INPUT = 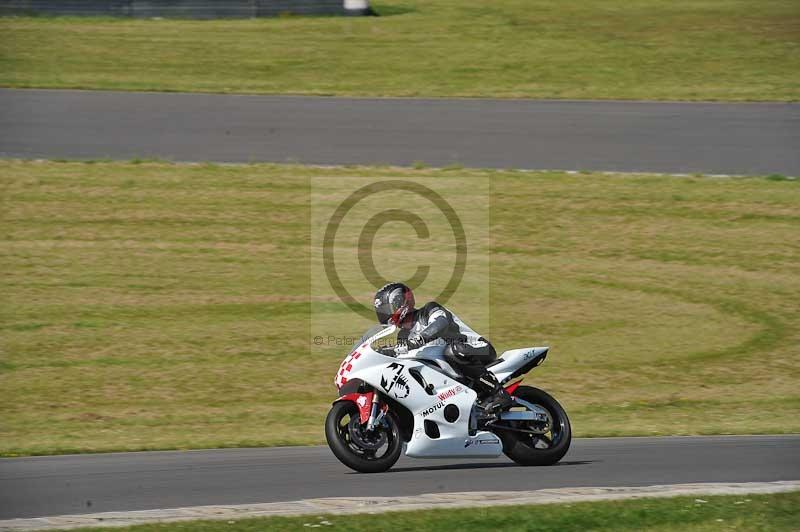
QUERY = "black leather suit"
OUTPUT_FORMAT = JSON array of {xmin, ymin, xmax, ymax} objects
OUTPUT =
[{"xmin": 399, "ymin": 302, "xmax": 497, "ymax": 380}]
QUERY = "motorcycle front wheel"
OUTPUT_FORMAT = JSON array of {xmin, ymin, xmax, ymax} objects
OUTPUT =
[
  {"xmin": 497, "ymin": 385, "xmax": 571, "ymax": 466},
  {"xmin": 325, "ymin": 400, "xmax": 402, "ymax": 473}
]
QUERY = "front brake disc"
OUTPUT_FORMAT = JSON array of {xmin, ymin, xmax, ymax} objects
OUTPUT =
[{"xmin": 348, "ymin": 416, "xmax": 388, "ymax": 450}]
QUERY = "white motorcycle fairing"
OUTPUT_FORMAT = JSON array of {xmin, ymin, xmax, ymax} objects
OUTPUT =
[{"xmin": 334, "ymin": 325, "xmax": 549, "ymax": 459}]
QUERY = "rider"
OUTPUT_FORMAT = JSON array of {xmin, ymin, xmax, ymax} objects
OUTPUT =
[{"xmin": 373, "ymin": 282, "xmax": 512, "ymax": 412}]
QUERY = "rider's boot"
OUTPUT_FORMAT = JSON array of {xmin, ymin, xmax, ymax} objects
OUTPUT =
[{"xmin": 474, "ymin": 370, "xmax": 513, "ymax": 414}]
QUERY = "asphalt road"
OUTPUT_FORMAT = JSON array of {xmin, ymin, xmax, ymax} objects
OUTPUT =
[
  {"xmin": 1, "ymin": 435, "xmax": 797, "ymax": 519},
  {"xmin": 1, "ymin": 89, "xmax": 798, "ymax": 175}
]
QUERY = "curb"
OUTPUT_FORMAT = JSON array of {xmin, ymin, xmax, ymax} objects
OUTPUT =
[{"xmin": 2, "ymin": 481, "xmax": 798, "ymax": 530}]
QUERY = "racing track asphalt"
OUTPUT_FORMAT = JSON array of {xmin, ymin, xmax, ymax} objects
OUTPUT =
[
  {"xmin": 1, "ymin": 90, "xmax": 799, "ymax": 522},
  {"xmin": 1, "ymin": 435, "xmax": 798, "ymax": 520},
  {"xmin": 1, "ymin": 89, "xmax": 799, "ymax": 175}
]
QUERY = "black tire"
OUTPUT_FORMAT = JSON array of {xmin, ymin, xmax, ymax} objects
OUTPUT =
[
  {"xmin": 497, "ymin": 386, "xmax": 571, "ymax": 466},
  {"xmin": 325, "ymin": 400, "xmax": 402, "ymax": 473}
]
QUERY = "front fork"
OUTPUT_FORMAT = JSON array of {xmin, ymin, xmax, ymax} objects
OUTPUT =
[{"xmin": 366, "ymin": 391, "xmax": 386, "ymax": 431}]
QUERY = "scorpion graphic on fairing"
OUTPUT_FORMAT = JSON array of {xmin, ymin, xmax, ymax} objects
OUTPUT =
[{"xmin": 380, "ymin": 362, "xmax": 410, "ymax": 399}]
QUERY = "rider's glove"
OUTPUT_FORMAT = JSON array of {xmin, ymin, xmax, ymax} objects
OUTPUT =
[{"xmin": 406, "ymin": 333, "xmax": 425, "ymax": 350}]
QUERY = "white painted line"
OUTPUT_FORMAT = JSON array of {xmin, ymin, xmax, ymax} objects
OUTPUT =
[{"xmin": 1, "ymin": 481, "xmax": 798, "ymax": 531}]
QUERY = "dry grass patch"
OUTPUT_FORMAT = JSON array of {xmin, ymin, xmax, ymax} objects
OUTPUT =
[
  {"xmin": 1, "ymin": 160, "xmax": 799, "ymax": 455},
  {"xmin": 1, "ymin": 0, "xmax": 799, "ymax": 101}
]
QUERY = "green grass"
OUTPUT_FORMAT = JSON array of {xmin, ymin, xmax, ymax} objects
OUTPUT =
[
  {"xmin": 53, "ymin": 492, "xmax": 800, "ymax": 532},
  {"xmin": 1, "ymin": 160, "xmax": 799, "ymax": 456},
  {"xmin": 1, "ymin": 0, "xmax": 799, "ymax": 101}
]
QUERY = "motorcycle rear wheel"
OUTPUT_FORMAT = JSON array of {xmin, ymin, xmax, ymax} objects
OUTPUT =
[
  {"xmin": 325, "ymin": 400, "xmax": 402, "ymax": 473},
  {"xmin": 497, "ymin": 385, "xmax": 571, "ymax": 466}
]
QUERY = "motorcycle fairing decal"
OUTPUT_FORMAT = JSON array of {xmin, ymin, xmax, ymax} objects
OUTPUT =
[
  {"xmin": 464, "ymin": 436, "xmax": 501, "ymax": 447},
  {"xmin": 421, "ymin": 400, "xmax": 446, "ymax": 418},
  {"xmin": 336, "ymin": 391, "xmax": 374, "ymax": 423},
  {"xmin": 335, "ymin": 350, "xmax": 363, "ymax": 389},
  {"xmin": 420, "ymin": 384, "xmax": 465, "ymax": 417},
  {"xmin": 436, "ymin": 384, "xmax": 464, "ymax": 401},
  {"xmin": 380, "ymin": 362, "xmax": 411, "ymax": 399}
]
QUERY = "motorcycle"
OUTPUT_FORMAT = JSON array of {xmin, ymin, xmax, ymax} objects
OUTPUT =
[{"xmin": 325, "ymin": 324, "xmax": 571, "ymax": 473}]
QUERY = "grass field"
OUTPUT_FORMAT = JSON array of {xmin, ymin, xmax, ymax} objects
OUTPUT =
[
  {"xmin": 1, "ymin": 160, "xmax": 798, "ymax": 456},
  {"xmin": 1, "ymin": 0, "xmax": 799, "ymax": 101},
  {"xmin": 49, "ymin": 492, "xmax": 800, "ymax": 531}
]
